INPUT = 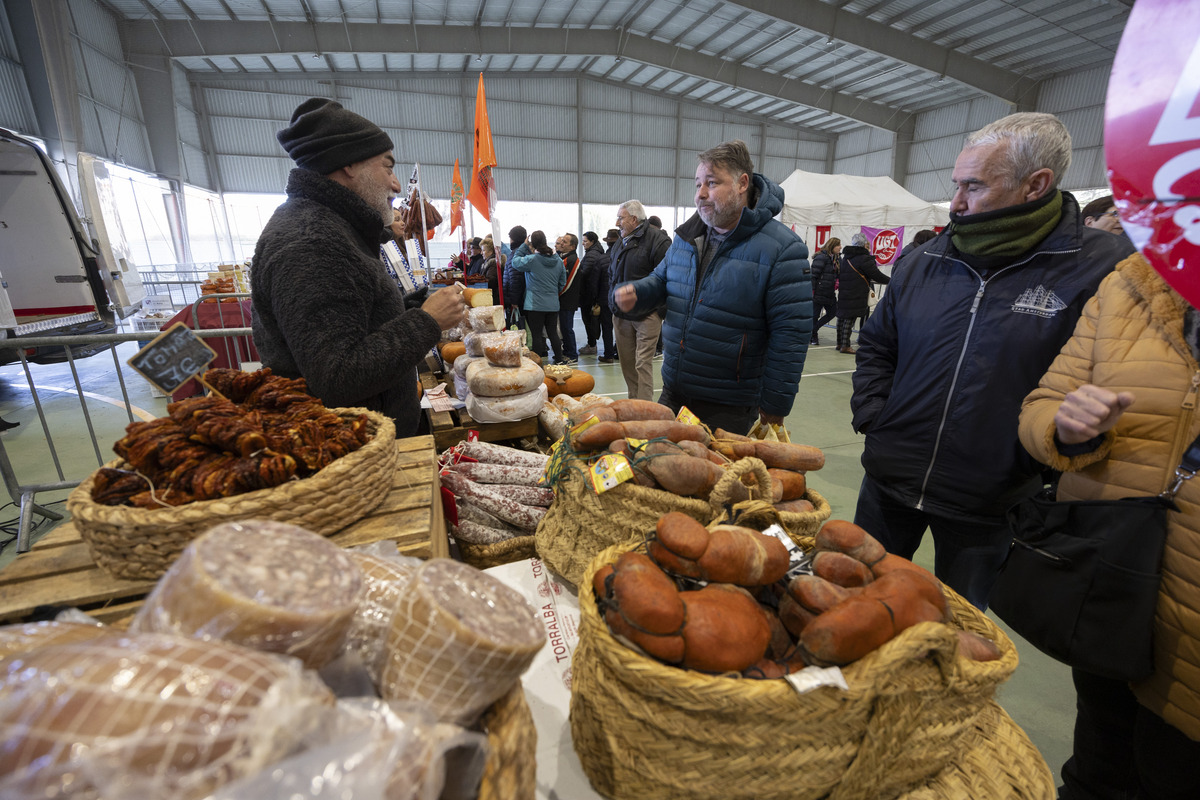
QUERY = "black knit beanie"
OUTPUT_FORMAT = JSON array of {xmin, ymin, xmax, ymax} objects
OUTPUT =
[{"xmin": 276, "ymin": 98, "xmax": 394, "ymax": 175}]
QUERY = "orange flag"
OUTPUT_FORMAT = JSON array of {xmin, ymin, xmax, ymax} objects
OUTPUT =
[
  {"xmin": 449, "ymin": 158, "xmax": 464, "ymax": 235},
  {"xmin": 467, "ymin": 73, "xmax": 497, "ymax": 222}
]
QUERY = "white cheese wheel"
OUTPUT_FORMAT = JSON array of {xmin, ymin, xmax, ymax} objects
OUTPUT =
[
  {"xmin": 0, "ymin": 632, "xmax": 334, "ymax": 799},
  {"xmin": 131, "ymin": 520, "xmax": 363, "ymax": 669},
  {"xmin": 463, "ymin": 330, "xmax": 487, "ymax": 357},
  {"xmin": 465, "ymin": 357, "xmax": 544, "ymax": 397},
  {"xmin": 452, "ymin": 352, "xmax": 486, "ymax": 379},
  {"xmin": 343, "ymin": 550, "xmax": 417, "ymax": 687},
  {"xmin": 379, "ymin": 559, "xmax": 543, "ymax": 726},
  {"xmin": 466, "ymin": 383, "xmax": 547, "ymax": 423},
  {"xmin": 466, "ymin": 305, "xmax": 506, "ymax": 332}
]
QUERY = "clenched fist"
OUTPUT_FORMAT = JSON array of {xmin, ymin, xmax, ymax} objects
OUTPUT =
[{"xmin": 1054, "ymin": 384, "xmax": 1135, "ymax": 445}]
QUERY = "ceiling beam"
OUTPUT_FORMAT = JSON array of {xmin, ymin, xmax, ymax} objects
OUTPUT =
[
  {"xmin": 187, "ymin": 68, "xmax": 837, "ymax": 143},
  {"xmin": 724, "ymin": 0, "xmax": 1039, "ymax": 106},
  {"xmin": 123, "ymin": 19, "xmax": 909, "ymax": 131}
]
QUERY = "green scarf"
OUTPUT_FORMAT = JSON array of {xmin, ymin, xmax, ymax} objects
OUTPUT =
[{"xmin": 950, "ymin": 190, "xmax": 1063, "ymax": 259}]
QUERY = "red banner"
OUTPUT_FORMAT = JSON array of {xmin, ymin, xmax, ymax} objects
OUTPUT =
[
  {"xmin": 1106, "ymin": 0, "xmax": 1200, "ymax": 306},
  {"xmin": 814, "ymin": 225, "xmax": 831, "ymax": 250}
]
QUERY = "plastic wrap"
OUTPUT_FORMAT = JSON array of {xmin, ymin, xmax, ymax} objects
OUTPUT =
[
  {"xmin": 465, "ymin": 357, "xmax": 544, "ymax": 397},
  {"xmin": 343, "ymin": 549, "xmax": 419, "ymax": 688},
  {"xmin": 0, "ymin": 619, "xmax": 109, "ymax": 659},
  {"xmin": 462, "ymin": 330, "xmax": 487, "ymax": 357},
  {"xmin": 379, "ymin": 558, "xmax": 544, "ymax": 726},
  {"xmin": 466, "ymin": 383, "xmax": 548, "ymax": 423},
  {"xmin": 466, "ymin": 305, "xmax": 506, "ymax": 332},
  {"xmin": 481, "ymin": 330, "xmax": 525, "ymax": 367},
  {"xmin": 130, "ymin": 520, "xmax": 363, "ymax": 669},
  {"xmin": 0, "ymin": 632, "xmax": 334, "ymax": 799}
]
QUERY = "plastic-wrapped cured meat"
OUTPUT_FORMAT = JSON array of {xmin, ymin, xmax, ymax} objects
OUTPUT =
[
  {"xmin": 379, "ymin": 559, "xmax": 543, "ymax": 725},
  {"xmin": 0, "ymin": 632, "xmax": 334, "ymax": 799},
  {"xmin": 342, "ymin": 550, "xmax": 418, "ymax": 688},
  {"xmin": 131, "ymin": 520, "xmax": 363, "ymax": 669},
  {"xmin": 0, "ymin": 620, "xmax": 109, "ymax": 660}
]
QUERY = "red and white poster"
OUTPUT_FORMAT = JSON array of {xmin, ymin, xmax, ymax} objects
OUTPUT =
[
  {"xmin": 814, "ymin": 225, "xmax": 831, "ymax": 251},
  {"xmin": 1106, "ymin": 0, "xmax": 1200, "ymax": 307},
  {"xmin": 861, "ymin": 226, "xmax": 904, "ymax": 266}
]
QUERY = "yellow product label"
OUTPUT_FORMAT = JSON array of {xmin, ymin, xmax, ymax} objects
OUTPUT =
[
  {"xmin": 626, "ymin": 437, "xmax": 648, "ymax": 449},
  {"xmin": 589, "ymin": 453, "xmax": 634, "ymax": 494},
  {"xmin": 570, "ymin": 414, "xmax": 601, "ymax": 437},
  {"xmin": 676, "ymin": 406, "xmax": 702, "ymax": 426}
]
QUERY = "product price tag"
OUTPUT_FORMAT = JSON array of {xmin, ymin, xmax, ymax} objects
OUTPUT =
[
  {"xmin": 676, "ymin": 406, "xmax": 702, "ymax": 426},
  {"xmin": 784, "ymin": 665, "xmax": 849, "ymax": 695},
  {"xmin": 127, "ymin": 322, "xmax": 217, "ymax": 396},
  {"xmin": 589, "ymin": 453, "xmax": 633, "ymax": 494}
]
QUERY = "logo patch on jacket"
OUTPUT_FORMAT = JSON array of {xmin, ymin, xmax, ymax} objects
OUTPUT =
[{"xmin": 1012, "ymin": 285, "xmax": 1067, "ymax": 318}]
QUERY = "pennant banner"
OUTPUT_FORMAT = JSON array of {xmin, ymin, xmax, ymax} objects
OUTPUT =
[
  {"xmin": 450, "ymin": 158, "xmax": 464, "ymax": 235},
  {"xmin": 861, "ymin": 226, "xmax": 904, "ymax": 266},
  {"xmin": 468, "ymin": 73, "xmax": 498, "ymax": 223}
]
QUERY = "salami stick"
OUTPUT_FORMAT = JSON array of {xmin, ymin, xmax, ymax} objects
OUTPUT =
[
  {"xmin": 441, "ymin": 471, "xmax": 546, "ymax": 531},
  {"xmin": 453, "ymin": 461, "xmax": 545, "ymax": 487},
  {"xmin": 457, "ymin": 440, "xmax": 549, "ymax": 470}
]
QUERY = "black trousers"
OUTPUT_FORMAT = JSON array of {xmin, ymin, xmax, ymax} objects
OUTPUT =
[
  {"xmin": 836, "ymin": 314, "xmax": 865, "ymax": 349},
  {"xmin": 1060, "ymin": 669, "xmax": 1200, "ymax": 800},
  {"xmin": 812, "ymin": 299, "xmax": 836, "ymax": 341},
  {"xmin": 659, "ymin": 385, "xmax": 759, "ymax": 436},
  {"xmin": 524, "ymin": 310, "xmax": 561, "ymax": 360}
]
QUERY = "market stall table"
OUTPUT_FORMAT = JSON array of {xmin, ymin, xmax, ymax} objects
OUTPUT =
[{"xmin": 0, "ymin": 435, "xmax": 447, "ymax": 625}]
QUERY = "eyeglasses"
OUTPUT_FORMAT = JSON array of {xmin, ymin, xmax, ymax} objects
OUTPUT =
[{"xmin": 1103, "ymin": 210, "xmax": 1119, "ymax": 219}]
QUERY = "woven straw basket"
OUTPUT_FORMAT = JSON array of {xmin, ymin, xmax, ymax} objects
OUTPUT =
[
  {"xmin": 458, "ymin": 535, "xmax": 538, "ymax": 570},
  {"xmin": 896, "ymin": 701, "xmax": 1053, "ymax": 800},
  {"xmin": 478, "ymin": 682, "xmax": 538, "ymax": 800},
  {"xmin": 569, "ymin": 542, "xmax": 1019, "ymax": 800},
  {"xmin": 535, "ymin": 458, "xmax": 773, "ymax": 588},
  {"xmin": 67, "ymin": 408, "xmax": 397, "ymax": 581}
]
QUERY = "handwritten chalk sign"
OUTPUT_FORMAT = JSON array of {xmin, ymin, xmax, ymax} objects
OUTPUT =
[{"xmin": 127, "ymin": 322, "xmax": 218, "ymax": 395}]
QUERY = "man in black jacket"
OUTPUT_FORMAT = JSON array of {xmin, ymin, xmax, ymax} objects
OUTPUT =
[
  {"xmin": 555, "ymin": 233, "xmax": 582, "ymax": 365},
  {"xmin": 251, "ymin": 98, "xmax": 467, "ymax": 437},
  {"xmin": 610, "ymin": 200, "xmax": 671, "ymax": 399},
  {"xmin": 850, "ymin": 112, "xmax": 1135, "ymax": 609},
  {"xmin": 577, "ymin": 231, "xmax": 614, "ymax": 360}
]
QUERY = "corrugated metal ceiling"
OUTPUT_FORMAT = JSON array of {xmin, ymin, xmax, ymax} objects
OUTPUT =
[{"xmin": 109, "ymin": 0, "xmax": 1131, "ymax": 138}]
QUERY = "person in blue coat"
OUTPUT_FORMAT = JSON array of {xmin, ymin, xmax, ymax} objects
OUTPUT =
[
  {"xmin": 614, "ymin": 140, "xmax": 812, "ymax": 434},
  {"xmin": 511, "ymin": 230, "xmax": 566, "ymax": 361}
]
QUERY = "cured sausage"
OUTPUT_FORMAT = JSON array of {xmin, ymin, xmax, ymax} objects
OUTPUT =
[
  {"xmin": 650, "ymin": 514, "xmax": 789, "ymax": 586},
  {"xmin": 811, "ymin": 551, "xmax": 875, "ymax": 588},
  {"xmin": 440, "ymin": 471, "xmax": 547, "ymax": 531},
  {"xmin": 815, "ymin": 520, "xmax": 886, "ymax": 567},
  {"xmin": 457, "ymin": 440, "xmax": 550, "ymax": 470},
  {"xmin": 452, "ymin": 461, "xmax": 545, "ymax": 488}
]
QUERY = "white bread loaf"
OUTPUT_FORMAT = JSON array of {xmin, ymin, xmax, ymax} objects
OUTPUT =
[
  {"xmin": 379, "ymin": 558, "xmax": 543, "ymax": 725},
  {"xmin": 131, "ymin": 520, "xmax": 363, "ymax": 669},
  {"xmin": 0, "ymin": 632, "xmax": 334, "ymax": 799}
]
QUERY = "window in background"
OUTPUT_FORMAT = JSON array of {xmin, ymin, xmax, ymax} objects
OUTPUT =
[
  {"xmin": 223, "ymin": 193, "xmax": 286, "ymax": 262},
  {"xmin": 184, "ymin": 186, "xmax": 235, "ymax": 265},
  {"xmin": 106, "ymin": 164, "xmax": 176, "ymax": 267}
]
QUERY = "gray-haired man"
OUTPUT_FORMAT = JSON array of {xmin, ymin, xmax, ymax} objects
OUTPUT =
[{"xmin": 609, "ymin": 199, "xmax": 670, "ymax": 400}]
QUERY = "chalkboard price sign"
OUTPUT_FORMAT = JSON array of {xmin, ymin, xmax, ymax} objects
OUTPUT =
[{"xmin": 127, "ymin": 322, "xmax": 219, "ymax": 395}]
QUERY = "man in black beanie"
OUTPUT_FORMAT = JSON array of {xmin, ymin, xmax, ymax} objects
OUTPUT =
[{"xmin": 251, "ymin": 97, "xmax": 467, "ymax": 436}]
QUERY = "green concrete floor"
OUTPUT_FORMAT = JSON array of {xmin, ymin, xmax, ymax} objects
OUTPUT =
[{"xmin": 0, "ymin": 320, "xmax": 1075, "ymax": 787}]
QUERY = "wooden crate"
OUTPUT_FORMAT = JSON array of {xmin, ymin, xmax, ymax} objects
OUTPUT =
[
  {"xmin": 0, "ymin": 435, "xmax": 448, "ymax": 625},
  {"xmin": 421, "ymin": 370, "xmax": 539, "ymax": 452}
]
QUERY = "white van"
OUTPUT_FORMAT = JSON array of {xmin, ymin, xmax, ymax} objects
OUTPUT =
[{"xmin": 0, "ymin": 127, "xmax": 143, "ymax": 364}]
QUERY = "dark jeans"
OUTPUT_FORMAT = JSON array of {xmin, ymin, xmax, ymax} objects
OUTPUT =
[
  {"xmin": 524, "ymin": 310, "xmax": 561, "ymax": 360},
  {"xmin": 1061, "ymin": 669, "xmax": 1200, "ymax": 800},
  {"xmin": 812, "ymin": 299, "xmax": 836, "ymax": 341},
  {"xmin": 852, "ymin": 474, "xmax": 1011, "ymax": 609},
  {"xmin": 583, "ymin": 306, "xmax": 599, "ymax": 345},
  {"xmin": 558, "ymin": 306, "xmax": 578, "ymax": 359},
  {"xmin": 659, "ymin": 385, "xmax": 759, "ymax": 436},
  {"xmin": 596, "ymin": 307, "xmax": 615, "ymax": 358}
]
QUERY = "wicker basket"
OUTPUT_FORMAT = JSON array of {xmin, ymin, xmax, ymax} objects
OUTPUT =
[
  {"xmin": 458, "ymin": 535, "xmax": 538, "ymax": 570},
  {"xmin": 569, "ymin": 541, "xmax": 1019, "ymax": 800},
  {"xmin": 896, "ymin": 701, "xmax": 1053, "ymax": 800},
  {"xmin": 535, "ymin": 458, "xmax": 771, "ymax": 588},
  {"xmin": 712, "ymin": 488, "xmax": 832, "ymax": 540},
  {"xmin": 478, "ymin": 682, "xmax": 538, "ymax": 800},
  {"xmin": 67, "ymin": 408, "xmax": 397, "ymax": 581}
]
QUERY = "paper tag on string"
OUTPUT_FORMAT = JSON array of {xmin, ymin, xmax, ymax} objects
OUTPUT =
[
  {"xmin": 589, "ymin": 453, "xmax": 633, "ymax": 494},
  {"xmin": 676, "ymin": 406, "xmax": 702, "ymax": 426},
  {"xmin": 784, "ymin": 665, "xmax": 849, "ymax": 695}
]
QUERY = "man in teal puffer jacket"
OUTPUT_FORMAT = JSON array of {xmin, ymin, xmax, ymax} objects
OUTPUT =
[{"xmin": 615, "ymin": 140, "xmax": 812, "ymax": 434}]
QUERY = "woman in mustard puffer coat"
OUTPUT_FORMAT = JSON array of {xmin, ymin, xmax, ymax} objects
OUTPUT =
[{"xmin": 1019, "ymin": 253, "xmax": 1200, "ymax": 799}]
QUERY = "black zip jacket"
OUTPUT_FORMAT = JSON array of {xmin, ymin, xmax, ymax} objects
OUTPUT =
[
  {"xmin": 810, "ymin": 251, "xmax": 838, "ymax": 303},
  {"xmin": 851, "ymin": 192, "xmax": 1136, "ymax": 520}
]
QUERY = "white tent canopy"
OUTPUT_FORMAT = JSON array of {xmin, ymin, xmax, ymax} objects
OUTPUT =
[{"xmin": 777, "ymin": 169, "xmax": 947, "ymax": 264}]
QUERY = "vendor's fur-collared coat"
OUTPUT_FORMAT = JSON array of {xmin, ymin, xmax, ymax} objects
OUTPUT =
[
  {"xmin": 251, "ymin": 169, "xmax": 441, "ymax": 437},
  {"xmin": 1019, "ymin": 254, "xmax": 1200, "ymax": 742}
]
